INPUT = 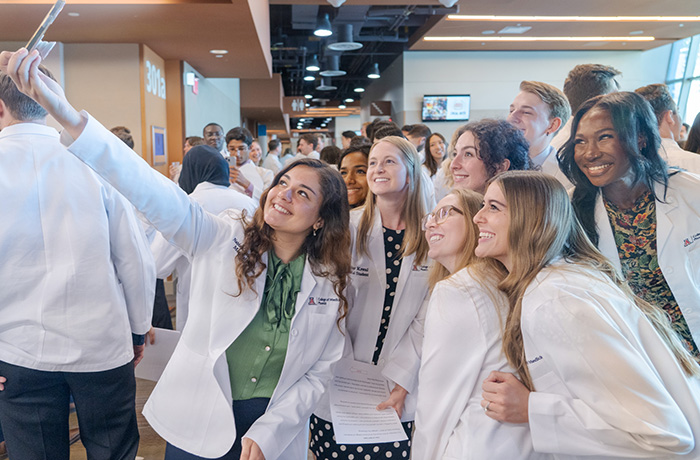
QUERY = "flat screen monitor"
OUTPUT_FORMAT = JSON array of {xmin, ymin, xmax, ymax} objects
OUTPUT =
[{"xmin": 421, "ymin": 95, "xmax": 470, "ymax": 122}]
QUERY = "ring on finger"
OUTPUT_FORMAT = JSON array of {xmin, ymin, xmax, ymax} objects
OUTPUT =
[{"xmin": 484, "ymin": 401, "xmax": 491, "ymax": 412}]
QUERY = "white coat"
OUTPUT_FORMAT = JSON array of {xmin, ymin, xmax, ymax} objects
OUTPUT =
[
  {"xmin": 231, "ymin": 160, "xmax": 274, "ymax": 202},
  {"xmin": 314, "ymin": 207, "xmax": 430, "ymax": 422},
  {"xmin": 659, "ymin": 138, "xmax": 700, "ymax": 175},
  {"xmin": 150, "ymin": 182, "xmax": 257, "ymax": 330},
  {"xmin": 594, "ymin": 171, "xmax": 700, "ymax": 346},
  {"xmin": 539, "ymin": 145, "xmax": 573, "ymax": 190},
  {"xmin": 413, "ymin": 267, "xmax": 549, "ymax": 460},
  {"xmin": 65, "ymin": 113, "xmax": 346, "ymax": 460},
  {"xmin": 523, "ymin": 261, "xmax": 700, "ymax": 459}
]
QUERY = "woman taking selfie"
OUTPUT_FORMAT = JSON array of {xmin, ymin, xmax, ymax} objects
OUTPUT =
[
  {"xmin": 412, "ymin": 189, "xmax": 547, "ymax": 460},
  {"xmin": 559, "ymin": 91, "xmax": 700, "ymax": 358},
  {"xmin": 2, "ymin": 49, "xmax": 352, "ymax": 460},
  {"xmin": 475, "ymin": 171, "xmax": 700, "ymax": 459},
  {"xmin": 311, "ymin": 136, "xmax": 430, "ymax": 459}
]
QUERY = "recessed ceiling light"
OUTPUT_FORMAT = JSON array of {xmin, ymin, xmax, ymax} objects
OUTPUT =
[
  {"xmin": 338, "ymin": 104, "xmax": 346, "ymax": 109},
  {"xmin": 68, "ymin": 12, "xmax": 79, "ymax": 17},
  {"xmin": 498, "ymin": 26, "xmax": 532, "ymax": 34},
  {"xmin": 482, "ymin": 30, "xmax": 495, "ymax": 35},
  {"xmin": 215, "ymin": 55, "xmax": 224, "ymax": 58},
  {"xmin": 344, "ymin": 98, "xmax": 354, "ymax": 103},
  {"xmin": 304, "ymin": 94, "xmax": 313, "ymax": 99},
  {"xmin": 424, "ymin": 36, "xmax": 655, "ymax": 42},
  {"xmin": 209, "ymin": 49, "xmax": 229, "ymax": 55},
  {"xmin": 447, "ymin": 14, "xmax": 700, "ymax": 22},
  {"xmin": 630, "ymin": 30, "xmax": 644, "ymax": 35},
  {"xmin": 354, "ymin": 87, "xmax": 365, "ymax": 93}
]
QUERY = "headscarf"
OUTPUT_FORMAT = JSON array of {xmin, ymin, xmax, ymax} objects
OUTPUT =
[{"xmin": 178, "ymin": 145, "xmax": 230, "ymax": 194}]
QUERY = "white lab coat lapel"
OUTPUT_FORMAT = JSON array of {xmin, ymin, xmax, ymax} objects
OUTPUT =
[
  {"xmin": 209, "ymin": 251, "xmax": 268, "ymax": 354},
  {"xmin": 291, "ymin": 257, "xmax": 317, "ymax": 322},
  {"xmin": 654, "ymin": 180, "xmax": 677, "ymax": 256},
  {"xmin": 381, "ymin": 251, "xmax": 417, "ymax": 357},
  {"xmin": 594, "ymin": 193, "xmax": 622, "ymax": 273},
  {"xmin": 367, "ymin": 210, "xmax": 387, "ymax": 289}
]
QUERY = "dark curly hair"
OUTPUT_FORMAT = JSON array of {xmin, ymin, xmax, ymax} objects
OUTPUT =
[
  {"xmin": 558, "ymin": 91, "xmax": 668, "ymax": 246},
  {"xmin": 449, "ymin": 119, "xmax": 532, "ymax": 177},
  {"xmin": 234, "ymin": 158, "xmax": 351, "ymax": 322}
]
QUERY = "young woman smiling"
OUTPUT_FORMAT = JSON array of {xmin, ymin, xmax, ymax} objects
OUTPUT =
[
  {"xmin": 412, "ymin": 189, "xmax": 548, "ymax": 460},
  {"xmin": 474, "ymin": 170, "xmax": 700, "ymax": 459},
  {"xmin": 311, "ymin": 136, "xmax": 430, "ymax": 459},
  {"xmin": 338, "ymin": 143, "xmax": 370, "ymax": 209},
  {"xmin": 1, "ymin": 49, "xmax": 352, "ymax": 460},
  {"xmin": 447, "ymin": 119, "xmax": 531, "ymax": 194},
  {"xmin": 559, "ymin": 91, "xmax": 700, "ymax": 359}
]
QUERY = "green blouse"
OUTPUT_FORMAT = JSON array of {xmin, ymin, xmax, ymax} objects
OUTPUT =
[
  {"xmin": 604, "ymin": 190, "xmax": 699, "ymax": 358},
  {"xmin": 225, "ymin": 250, "xmax": 306, "ymax": 401}
]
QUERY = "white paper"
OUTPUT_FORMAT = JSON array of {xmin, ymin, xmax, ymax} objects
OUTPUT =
[
  {"xmin": 134, "ymin": 328, "xmax": 181, "ymax": 382},
  {"xmin": 330, "ymin": 359, "xmax": 408, "ymax": 444}
]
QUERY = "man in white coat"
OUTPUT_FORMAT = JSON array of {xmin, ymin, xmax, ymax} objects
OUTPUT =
[
  {"xmin": 507, "ymin": 80, "xmax": 572, "ymax": 188},
  {"xmin": 0, "ymin": 64, "xmax": 154, "ymax": 459},
  {"xmin": 225, "ymin": 126, "xmax": 273, "ymax": 202},
  {"xmin": 635, "ymin": 83, "xmax": 700, "ymax": 174}
]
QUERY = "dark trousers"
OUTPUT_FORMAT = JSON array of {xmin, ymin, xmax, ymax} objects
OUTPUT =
[
  {"xmin": 152, "ymin": 278, "xmax": 173, "ymax": 330},
  {"xmin": 0, "ymin": 360, "xmax": 139, "ymax": 460},
  {"xmin": 164, "ymin": 398, "xmax": 270, "ymax": 460}
]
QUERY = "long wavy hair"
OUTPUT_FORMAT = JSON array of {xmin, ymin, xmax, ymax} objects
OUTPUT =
[
  {"xmin": 492, "ymin": 171, "xmax": 699, "ymax": 390},
  {"xmin": 558, "ymin": 91, "xmax": 670, "ymax": 246},
  {"xmin": 234, "ymin": 159, "xmax": 352, "ymax": 321},
  {"xmin": 357, "ymin": 136, "xmax": 429, "ymax": 265}
]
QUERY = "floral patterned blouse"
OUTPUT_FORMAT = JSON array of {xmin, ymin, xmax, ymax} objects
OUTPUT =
[{"xmin": 604, "ymin": 190, "xmax": 699, "ymax": 359}]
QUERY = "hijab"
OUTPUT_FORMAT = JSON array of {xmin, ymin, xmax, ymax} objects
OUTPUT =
[{"xmin": 178, "ymin": 145, "xmax": 230, "ymax": 194}]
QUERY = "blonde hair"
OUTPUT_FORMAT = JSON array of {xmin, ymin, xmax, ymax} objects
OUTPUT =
[
  {"xmin": 493, "ymin": 171, "xmax": 699, "ymax": 390},
  {"xmin": 427, "ymin": 188, "xmax": 484, "ymax": 288},
  {"xmin": 357, "ymin": 136, "xmax": 429, "ymax": 265}
]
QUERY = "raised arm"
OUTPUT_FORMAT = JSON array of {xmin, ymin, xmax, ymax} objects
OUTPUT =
[{"xmin": 0, "ymin": 49, "xmax": 230, "ymax": 258}]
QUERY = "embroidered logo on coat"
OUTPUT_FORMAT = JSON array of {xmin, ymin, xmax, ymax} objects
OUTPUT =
[
  {"xmin": 684, "ymin": 233, "xmax": 700, "ymax": 248},
  {"xmin": 308, "ymin": 297, "xmax": 316, "ymax": 305},
  {"xmin": 527, "ymin": 355, "xmax": 543, "ymax": 365}
]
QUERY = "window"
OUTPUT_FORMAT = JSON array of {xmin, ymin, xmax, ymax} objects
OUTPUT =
[{"xmin": 666, "ymin": 35, "xmax": 700, "ymax": 124}]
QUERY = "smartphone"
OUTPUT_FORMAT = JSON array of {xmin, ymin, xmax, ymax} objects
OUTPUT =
[{"xmin": 26, "ymin": 0, "xmax": 66, "ymax": 52}]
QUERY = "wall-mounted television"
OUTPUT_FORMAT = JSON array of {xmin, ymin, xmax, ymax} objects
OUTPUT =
[{"xmin": 422, "ymin": 95, "xmax": 471, "ymax": 122}]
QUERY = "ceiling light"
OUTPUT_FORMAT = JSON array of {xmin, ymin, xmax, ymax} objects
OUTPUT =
[
  {"xmin": 304, "ymin": 94, "xmax": 313, "ymax": 99},
  {"xmin": 327, "ymin": 0, "xmax": 346, "ymax": 6},
  {"xmin": 304, "ymin": 73, "xmax": 316, "ymax": 82},
  {"xmin": 209, "ymin": 49, "xmax": 228, "ymax": 55},
  {"xmin": 498, "ymin": 26, "xmax": 532, "ymax": 34},
  {"xmin": 630, "ymin": 30, "xmax": 644, "ymax": 35},
  {"xmin": 354, "ymin": 87, "xmax": 365, "ymax": 93},
  {"xmin": 314, "ymin": 13, "xmax": 333, "ymax": 37},
  {"xmin": 316, "ymin": 77, "xmax": 337, "ymax": 91},
  {"xmin": 447, "ymin": 14, "xmax": 700, "ymax": 22},
  {"xmin": 320, "ymin": 55, "xmax": 346, "ymax": 77},
  {"xmin": 482, "ymin": 30, "xmax": 495, "ymax": 34},
  {"xmin": 438, "ymin": 0, "xmax": 459, "ymax": 6},
  {"xmin": 306, "ymin": 54, "xmax": 320, "ymax": 72},
  {"xmin": 424, "ymin": 36, "xmax": 655, "ymax": 42},
  {"xmin": 344, "ymin": 98, "xmax": 354, "ymax": 103},
  {"xmin": 327, "ymin": 24, "xmax": 363, "ymax": 51},
  {"xmin": 368, "ymin": 63, "xmax": 380, "ymax": 79},
  {"xmin": 68, "ymin": 12, "xmax": 79, "ymax": 17},
  {"xmin": 321, "ymin": 123, "xmax": 327, "ymax": 127},
  {"xmin": 338, "ymin": 104, "xmax": 346, "ymax": 109}
]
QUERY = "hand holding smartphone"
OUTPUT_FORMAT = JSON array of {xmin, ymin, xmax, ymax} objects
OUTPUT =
[{"xmin": 26, "ymin": 0, "xmax": 66, "ymax": 59}]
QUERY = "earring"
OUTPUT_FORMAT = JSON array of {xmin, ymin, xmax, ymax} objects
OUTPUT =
[{"xmin": 313, "ymin": 228, "xmax": 318, "ymax": 237}]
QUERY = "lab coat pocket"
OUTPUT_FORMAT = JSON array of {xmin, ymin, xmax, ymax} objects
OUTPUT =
[
  {"xmin": 531, "ymin": 370, "xmax": 561, "ymax": 393},
  {"xmin": 301, "ymin": 312, "xmax": 337, "ymax": 365}
]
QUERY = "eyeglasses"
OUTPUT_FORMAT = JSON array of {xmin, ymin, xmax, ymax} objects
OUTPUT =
[{"xmin": 421, "ymin": 205, "xmax": 464, "ymax": 230}]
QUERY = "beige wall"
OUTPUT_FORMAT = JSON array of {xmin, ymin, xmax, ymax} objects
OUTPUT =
[
  {"xmin": 140, "ymin": 44, "xmax": 168, "ymax": 175},
  {"xmin": 63, "ymin": 44, "xmax": 142, "ymax": 155}
]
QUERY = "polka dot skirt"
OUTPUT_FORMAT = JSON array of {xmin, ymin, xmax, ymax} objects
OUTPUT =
[
  {"xmin": 372, "ymin": 227, "xmax": 404, "ymax": 365},
  {"xmin": 309, "ymin": 415, "xmax": 412, "ymax": 460}
]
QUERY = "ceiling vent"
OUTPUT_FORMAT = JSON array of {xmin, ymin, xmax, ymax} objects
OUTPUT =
[
  {"xmin": 316, "ymin": 77, "xmax": 337, "ymax": 91},
  {"xmin": 320, "ymin": 55, "xmax": 346, "ymax": 77},
  {"xmin": 327, "ymin": 24, "xmax": 363, "ymax": 51}
]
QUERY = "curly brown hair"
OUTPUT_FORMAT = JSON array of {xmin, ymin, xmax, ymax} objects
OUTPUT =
[{"xmin": 234, "ymin": 158, "xmax": 352, "ymax": 322}]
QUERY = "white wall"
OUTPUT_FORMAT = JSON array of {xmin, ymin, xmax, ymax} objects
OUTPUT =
[
  {"xmin": 398, "ymin": 46, "xmax": 672, "ymax": 138},
  {"xmin": 361, "ymin": 54, "xmax": 404, "ymax": 124},
  {"xmin": 182, "ymin": 61, "xmax": 241, "ymax": 136},
  {"xmin": 334, "ymin": 114, "xmax": 361, "ymax": 146}
]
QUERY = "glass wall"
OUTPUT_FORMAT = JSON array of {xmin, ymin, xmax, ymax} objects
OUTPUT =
[{"xmin": 666, "ymin": 35, "xmax": 700, "ymax": 125}]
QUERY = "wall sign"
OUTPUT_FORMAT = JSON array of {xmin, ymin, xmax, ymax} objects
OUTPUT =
[{"xmin": 145, "ymin": 60, "xmax": 166, "ymax": 99}]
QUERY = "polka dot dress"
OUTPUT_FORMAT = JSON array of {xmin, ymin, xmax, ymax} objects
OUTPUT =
[
  {"xmin": 373, "ymin": 227, "xmax": 404, "ymax": 364},
  {"xmin": 310, "ymin": 228, "xmax": 412, "ymax": 460},
  {"xmin": 310, "ymin": 415, "xmax": 413, "ymax": 460}
]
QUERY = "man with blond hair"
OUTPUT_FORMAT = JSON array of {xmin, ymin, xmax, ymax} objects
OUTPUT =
[{"xmin": 507, "ymin": 80, "xmax": 572, "ymax": 187}]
